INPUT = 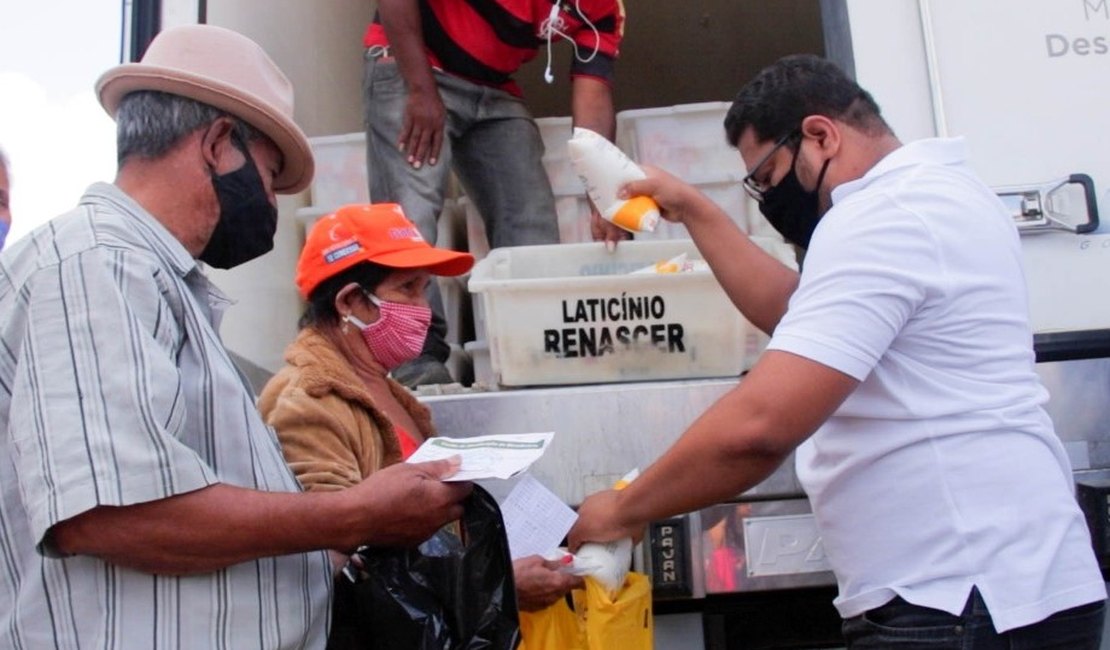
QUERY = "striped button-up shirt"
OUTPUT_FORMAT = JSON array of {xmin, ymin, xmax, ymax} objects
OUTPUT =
[{"xmin": 0, "ymin": 183, "xmax": 331, "ymax": 649}]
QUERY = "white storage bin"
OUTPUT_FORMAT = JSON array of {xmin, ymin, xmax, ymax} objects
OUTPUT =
[
  {"xmin": 295, "ymin": 205, "xmax": 333, "ymax": 237},
  {"xmin": 747, "ymin": 210, "xmax": 784, "ymax": 240},
  {"xmin": 461, "ymin": 197, "xmax": 491, "ymax": 261},
  {"xmin": 444, "ymin": 343, "xmax": 473, "ymax": 387},
  {"xmin": 437, "ymin": 272, "xmax": 473, "ymax": 345},
  {"xmin": 436, "ymin": 198, "xmax": 469, "ymax": 253},
  {"xmin": 464, "ymin": 340, "xmax": 494, "ymax": 388},
  {"xmin": 554, "ymin": 195, "xmax": 594, "ymax": 244},
  {"xmin": 616, "ymin": 102, "xmax": 741, "ymax": 183},
  {"xmin": 461, "ymin": 194, "xmax": 592, "ymax": 262},
  {"xmin": 472, "ymin": 291, "xmax": 489, "ymax": 342},
  {"xmin": 544, "ymin": 158, "xmax": 583, "ymax": 197},
  {"xmin": 535, "ymin": 116, "xmax": 581, "ymax": 196},
  {"xmin": 633, "ymin": 179, "xmax": 755, "ymax": 242},
  {"xmin": 468, "ymin": 239, "xmax": 796, "ymax": 387},
  {"xmin": 309, "ymin": 133, "xmax": 370, "ymax": 209},
  {"xmin": 536, "ymin": 115, "xmax": 573, "ymax": 150}
]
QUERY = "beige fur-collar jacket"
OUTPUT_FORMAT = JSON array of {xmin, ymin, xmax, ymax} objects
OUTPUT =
[{"xmin": 258, "ymin": 327, "xmax": 436, "ymax": 492}]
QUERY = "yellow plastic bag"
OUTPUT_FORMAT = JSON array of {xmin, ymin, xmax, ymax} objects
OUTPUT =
[
  {"xmin": 519, "ymin": 598, "xmax": 586, "ymax": 650},
  {"xmin": 576, "ymin": 573, "xmax": 653, "ymax": 650},
  {"xmin": 520, "ymin": 573, "xmax": 653, "ymax": 650}
]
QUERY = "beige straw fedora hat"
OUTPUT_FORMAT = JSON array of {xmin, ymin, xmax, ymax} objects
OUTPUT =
[{"xmin": 96, "ymin": 24, "xmax": 314, "ymax": 194}]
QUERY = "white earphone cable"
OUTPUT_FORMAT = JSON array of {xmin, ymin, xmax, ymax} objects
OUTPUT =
[{"xmin": 540, "ymin": 0, "xmax": 602, "ymax": 84}]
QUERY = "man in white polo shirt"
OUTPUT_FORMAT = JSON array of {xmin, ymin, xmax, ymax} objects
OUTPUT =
[{"xmin": 569, "ymin": 54, "xmax": 1106, "ymax": 647}]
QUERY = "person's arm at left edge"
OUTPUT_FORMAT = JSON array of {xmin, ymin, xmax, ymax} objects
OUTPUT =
[{"xmin": 568, "ymin": 350, "xmax": 859, "ymax": 548}]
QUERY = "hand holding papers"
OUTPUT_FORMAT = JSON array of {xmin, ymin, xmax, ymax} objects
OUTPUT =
[
  {"xmin": 406, "ymin": 432, "xmax": 555, "ymax": 482},
  {"xmin": 501, "ymin": 474, "xmax": 578, "ymax": 560}
]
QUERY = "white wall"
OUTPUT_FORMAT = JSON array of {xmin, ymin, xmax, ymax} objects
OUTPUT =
[
  {"xmin": 844, "ymin": 0, "xmax": 936, "ymax": 142},
  {"xmin": 200, "ymin": 0, "xmax": 371, "ymax": 374},
  {"xmin": 207, "ymin": 0, "xmax": 370, "ymax": 138}
]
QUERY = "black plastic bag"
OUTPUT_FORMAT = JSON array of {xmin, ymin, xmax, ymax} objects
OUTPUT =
[{"xmin": 340, "ymin": 484, "xmax": 521, "ymax": 650}]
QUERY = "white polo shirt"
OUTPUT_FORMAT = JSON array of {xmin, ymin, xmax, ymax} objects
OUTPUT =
[{"xmin": 767, "ymin": 138, "xmax": 1105, "ymax": 632}]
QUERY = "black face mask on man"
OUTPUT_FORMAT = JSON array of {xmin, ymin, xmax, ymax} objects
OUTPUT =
[
  {"xmin": 758, "ymin": 143, "xmax": 831, "ymax": 250},
  {"xmin": 199, "ymin": 132, "xmax": 278, "ymax": 269}
]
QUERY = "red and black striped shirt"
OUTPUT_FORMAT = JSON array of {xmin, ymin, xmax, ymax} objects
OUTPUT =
[{"xmin": 365, "ymin": 0, "xmax": 625, "ymax": 97}]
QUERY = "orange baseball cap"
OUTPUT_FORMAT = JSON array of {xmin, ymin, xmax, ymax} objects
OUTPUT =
[{"xmin": 296, "ymin": 203, "xmax": 474, "ymax": 299}]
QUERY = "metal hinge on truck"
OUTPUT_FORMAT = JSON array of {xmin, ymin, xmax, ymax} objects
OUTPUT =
[{"xmin": 995, "ymin": 173, "xmax": 1099, "ymax": 235}]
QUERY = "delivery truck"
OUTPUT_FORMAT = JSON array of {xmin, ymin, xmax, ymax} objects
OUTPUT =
[{"xmin": 126, "ymin": 0, "xmax": 1110, "ymax": 647}]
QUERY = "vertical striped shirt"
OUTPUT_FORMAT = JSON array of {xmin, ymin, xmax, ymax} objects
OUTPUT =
[
  {"xmin": 364, "ymin": 0, "xmax": 625, "ymax": 96},
  {"xmin": 0, "ymin": 183, "xmax": 331, "ymax": 649}
]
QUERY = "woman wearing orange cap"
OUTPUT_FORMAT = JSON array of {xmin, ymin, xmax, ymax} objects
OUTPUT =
[
  {"xmin": 260, "ymin": 203, "xmax": 472, "ymax": 486},
  {"xmin": 260, "ymin": 203, "xmax": 582, "ymax": 647}
]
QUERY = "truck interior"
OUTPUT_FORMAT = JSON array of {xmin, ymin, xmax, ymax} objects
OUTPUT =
[{"xmin": 117, "ymin": 2, "xmax": 1110, "ymax": 649}]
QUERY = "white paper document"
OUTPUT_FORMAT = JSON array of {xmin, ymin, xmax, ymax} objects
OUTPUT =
[
  {"xmin": 406, "ymin": 432, "xmax": 554, "ymax": 482},
  {"xmin": 501, "ymin": 474, "xmax": 578, "ymax": 560}
]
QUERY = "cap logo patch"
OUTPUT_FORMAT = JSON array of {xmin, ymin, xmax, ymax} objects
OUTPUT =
[{"xmin": 323, "ymin": 238, "xmax": 362, "ymax": 264}]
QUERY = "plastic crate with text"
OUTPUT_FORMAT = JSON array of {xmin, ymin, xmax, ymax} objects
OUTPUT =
[
  {"xmin": 634, "ymin": 177, "xmax": 753, "ymax": 241},
  {"xmin": 467, "ymin": 239, "xmax": 797, "ymax": 387},
  {"xmin": 535, "ymin": 115, "xmax": 581, "ymax": 196},
  {"xmin": 616, "ymin": 102, "xmax": 743, "ymax": 184},
  {"xmin": 308, "ymin": 133, "xmax": 370, "ymax": 209}
]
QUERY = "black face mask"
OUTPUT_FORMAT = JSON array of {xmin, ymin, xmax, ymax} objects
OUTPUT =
[
  {"xmin": 758, "ymin": 147, "xmax": 831, "ymax": 250},
  {"xmin": 199, "ymin": 134, "xmax": 278, "ymax": 269}
]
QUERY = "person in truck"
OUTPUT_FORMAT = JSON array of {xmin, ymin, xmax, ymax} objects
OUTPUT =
[
  {"xmin": 569, "ymin": 54, "xmax": 1107, "ymax": 648},
  {"xmin": 361, "ymin": 0, "xmax": 631, "ymax": 387}
]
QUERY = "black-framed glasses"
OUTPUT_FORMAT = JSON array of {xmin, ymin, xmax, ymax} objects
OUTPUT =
[{"xmin": 741, "ymin": 128, "xmax": 801, "ymax": 202}]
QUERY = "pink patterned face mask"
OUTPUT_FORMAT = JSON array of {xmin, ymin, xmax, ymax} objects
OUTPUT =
[{"xmin": 344, "ymin": 293, "xmax": 431, "ymax": 370}]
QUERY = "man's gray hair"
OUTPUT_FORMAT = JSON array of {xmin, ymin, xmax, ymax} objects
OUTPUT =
[
  {"xmin": 0, "ymin": 146, "xmax": 8, "ymax": 171},
  {"xmin": 115, "ymin": 90, "xmax": 258, "ymax": 164}
]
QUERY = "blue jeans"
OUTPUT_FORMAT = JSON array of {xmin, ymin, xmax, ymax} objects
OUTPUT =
[
  {"xmin": 362, "ymin": 51, "xmax": 560, "ymax": 362},
  {"xmin": 842, "ymin": 588, "xmax": 1105, "ymax": 649}
]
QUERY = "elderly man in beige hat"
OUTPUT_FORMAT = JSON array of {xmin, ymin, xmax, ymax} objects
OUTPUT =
[{"xmin": 0, "ymin": 24, "xmax": 470, "ymax": 650}]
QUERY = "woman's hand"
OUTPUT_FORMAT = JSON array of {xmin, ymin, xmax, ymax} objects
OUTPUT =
[{"xmin": 513, "ymin": 555, "xmax": 584, "ymax": 611}]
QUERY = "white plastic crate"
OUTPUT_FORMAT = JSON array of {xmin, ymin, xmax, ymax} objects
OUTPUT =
[
  {"xmin": 464, "ymin": 340, "xmax": 493, "ymax": 388},
  {"xmin": 295, "ymin": 205, "xmax": 332, "ymax": 237},
  {"xmin": 309, "ymin": 133, "xmax": 370, "ymax": 209},
  {"xmin": 435, "ymin": 198, "xmax": 468, "ymax": 253},
  {"xmin": 558, "ymin": 185, "xmax": 780, "ymax": 245},
  {"xmin": 554, "ymin": 195, "xmax": 594, "ymax": 244},
  {"xmin": 460, "ymin": 194, "xmax": 593, "ymax": 263},
  {"xmin": 536, "ymin": 115, "xmax": 573, "ymax": 149},
  {"xmin": 746, "ymin": 209, "xmax": 784, "ymax": 240},
  {"xmin": 445, "ymin": 343, "xmax": 473, "ymax": 386},
  {"xmin": 467, "ymin": 239, "xmax": 796, "ymax": 387},
  {"xmin": 461, "ymin": 197, "xmax": 491, "ymax": 261},
  {"xmin": 535, "ymin": 116, "xmax": 582, "ymax": 196},
  {"xmin": 616, "ymin": 102, "xmax": 742, "ymax": 183},
  {"xmin": 633, "ymin": 179, "xmax": 756, "ymax": 241},
  {"xmin": 437, "ymin": 272, "xmax": 473, "ymax": 345}
]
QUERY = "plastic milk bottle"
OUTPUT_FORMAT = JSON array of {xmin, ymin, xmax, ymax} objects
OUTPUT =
[{"xmin": 567, "ymin": 127, "xmax": 661, "ymax": 233}]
